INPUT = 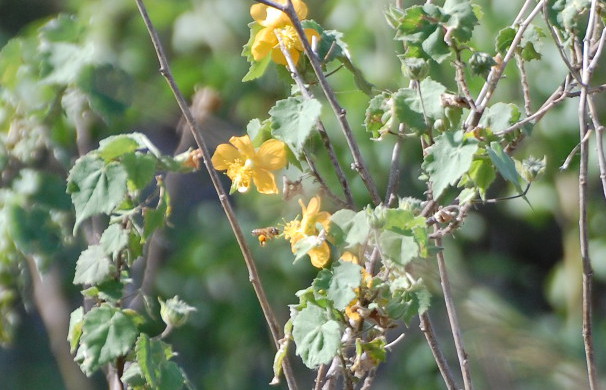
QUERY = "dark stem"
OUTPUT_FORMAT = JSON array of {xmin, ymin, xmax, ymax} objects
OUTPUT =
[
  {"xmin": 419, "ymin": 312, "xmax": 458, "ymax": 390},
  {"xmin": 133, "ymin": 1, "xmax": 298, "ymax": 388},
  {"xmin": 280, "ymin": 1, "xmax": 382, "ymax": 205}
]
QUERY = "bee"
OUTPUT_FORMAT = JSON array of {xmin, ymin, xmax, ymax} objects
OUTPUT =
[{"xmin": 251, "ymin": 227, "xmax": 280, "ymax": 246}]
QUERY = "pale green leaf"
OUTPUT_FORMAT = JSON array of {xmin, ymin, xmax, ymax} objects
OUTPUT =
[
  {"xmin": 270, "ymin": 97, "xmax": 321, "ymax": 155},
  {"xmin": 422, "ymin": 130, "xmax": 478, "ymax": 199},
  {"xmin": 122, "ymin": 152, "xmax": 157, "ymax": 191},
  {"xmin": 68, "ymin": 307, "xmax": 84, "ymax": 354},
  {"xmin": 327, "ymin": 260, "xmax": 362, "ymax": 310},
  {"xmin": 100, "ymin": 224, "xmax": 129, "ymax": 259},
  {"xmin": 487, "ymin": 142, "xmax": 525, "ymax": 194},
  {"xmin": 73, "ymin": 245, "xmax": 115, "ymax": 285},
  {"xmin": 292, "ymin": 304, "xmax": 341, "ymax": 368},
  {"xmin": 79, "ymin": 305, "xmax": 139, "ymax": 375},
  {"xmin": 67, "ymin": 155, "xmax": 128, "ymax": 233},
  {"xmin": 379, "ymin": 230, "xmax": 419, "ymax": 265}
]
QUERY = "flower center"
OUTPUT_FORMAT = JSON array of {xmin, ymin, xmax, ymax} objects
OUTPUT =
[
  {"xmin": 276, "ymin": 25, "xmax": 300, "ymax": 50},
  {"xmin": 283, "ymin": 220, "xmax": 302, "ymax": 242},
  {"xmin": 227, "ymin": 159, "xmax": 254, "ymax": 193}
]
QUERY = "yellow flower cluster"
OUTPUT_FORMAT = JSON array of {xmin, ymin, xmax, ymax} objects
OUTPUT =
[
  {"xmin": 211, "ymin": 135, "xmax": 287, "ymax": 194},
  {"xmin": 283, "ymin": 196, "xmax": 331, "ymax": 268},
  {"xmin": 249, "ymin": 0, "xmax": 319, "ymax": 66}
]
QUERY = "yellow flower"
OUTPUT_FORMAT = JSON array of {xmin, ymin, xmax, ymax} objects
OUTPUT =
[
  {"xmin": 249, "ymin": 0, "xmax": 320, "ymax": 66},
  {"xmin": 211, "ymin": 135, "xmax": 287, "ymax": 194},
  {"xmin": 283, "ymin": 196, "xmax": 332, "ymax": 268}
]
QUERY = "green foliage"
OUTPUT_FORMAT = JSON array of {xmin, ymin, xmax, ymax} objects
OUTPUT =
[
  {"xmin": 292, "ymin": 304, "xmax": 342, "ymax": 368},
  {"xmin": 392, "ymin": 0, "xmax": 477, "ymax": 62},
  {"xmin": 326, "ymin": 260, "xmax": 363, "ymax": 311},
  {"xmin": 77, "ymin": 304, "xmax": 141, "ymax": 375},
  {"xmin": 422, "ymin": 130, "xmax": 479, "ymax": 199},
  {"xmin": 269, "ymin": 96, "xmax": 322, "ymax": 155}
]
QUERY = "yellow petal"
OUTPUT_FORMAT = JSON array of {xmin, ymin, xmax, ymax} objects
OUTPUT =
[
  {"xmin": 250, "ymin": 3, "xmax": 268, "ymax": 23},
  {"xmin": 309, "ymin": 242, "xmax": 330, "ymax": 268},
  {"xmin": 271, "ymin": 47, "xmax": 289, "ymax": 65},
  {"xmin": 315, "ymin": 210, "xmax": 331, "ymax": 230},
  {"xmin": 303, "ymin": 28, "xmax": 320, "ymax": 50},
  {"xmin": 229, "ymin": 135, "xmax": 255, "ymax": 159},
  {"xmin": 306, "ymin": 196, "xmax": 321, "ymax": 215},
  {"xmin": 253, "ymin": 168, "xmax": 278, "ymax": 194},
  {"xmin": 292, "ymin": 0, "xmax": 308, "ymax": 20},
  {"xmin": 252, "ymin": 27, "xmax": 277, "ymax": 61},
  {"xmin": 256, "ymin": 139, "xmax": 287, "ymax": 170},
  {"xmin": 211, "ymin": 143, "xmax": 240, "ymax": 171}
]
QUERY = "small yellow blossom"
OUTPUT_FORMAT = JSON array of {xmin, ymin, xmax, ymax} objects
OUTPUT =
[
  {"xmin": 284, "ymin": 196, "xmax": 331, "ymax": 268},
  {"xmin": 211, "ymin": 135, "xmax": 286, "ymax": 194},
  {"xmin": 249, "ymin": 0, "xmax": 320, "ymax": 66}
]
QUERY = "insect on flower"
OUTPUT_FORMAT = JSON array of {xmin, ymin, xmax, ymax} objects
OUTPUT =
[{"xmin": 251, "ymin": 226, "xmax": 281, "ymax": 246}]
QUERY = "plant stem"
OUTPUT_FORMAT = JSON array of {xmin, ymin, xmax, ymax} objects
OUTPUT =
[
  {"xmin": 435, "ymin": 235, "xmax": 474, "ymax": 390},
  {"xmin": 577, "ymin": 1, "xmax": 600, "ymax": 388},
  {"xmin": 276, "ymin": 33, "xmax": 355, "ymax": 208},
  {"xmin": 133, "ymin": 1, "xmax": 298, "ymax": 388},
  {"xmin": 419, "ymin": 312, "xmax": 458, "ymax": 390},
  {"xmin": 279, "ymin": 1, "xmax": 382, "ymax": 205}
]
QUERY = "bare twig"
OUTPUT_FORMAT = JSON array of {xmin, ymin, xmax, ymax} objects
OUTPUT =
[
  {"xmin": 576, "ymin": 1, "xmax": 600, "ymax": 387},
  {"xmin": 276, "ymin": 0, "xmax": 382, "ymax": 205},
  {"xmin": 419, "ymin": 313, "xmax": 458, "ymax": 390},
  {"xmin": 435, "ymin": 234, "xmax": 474, "ymax": 390},
  {"xmin": 466, "ymin": 0, "xmax": 545, "ymax": 129},
  {"xmin": 515, "ymin": 54, "xmax": 532, "ymax": 116},
  {"xmin": 586, "ymin": 97, "xmax": 606, "ymax": 199},
  {"xmin": 384, "ymin": 126, "xmax": 404, "ymax": 207},
  {"xmin": 276, "ymin": 33, "xmax": 355, "ymax": 208},
  {"xmin": 133, "ymin": 1, "xmax": 298, "ymax": 388}
]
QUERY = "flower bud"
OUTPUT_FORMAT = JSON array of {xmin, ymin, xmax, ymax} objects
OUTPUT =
[{"xmin": 159, "ymin": 296, "xmax": 196, "ymax": 328}]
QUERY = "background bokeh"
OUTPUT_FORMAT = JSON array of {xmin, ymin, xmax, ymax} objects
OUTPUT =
[{"xmin": 1, "ymin": 0, "xmax": 605, "ymax": 389}]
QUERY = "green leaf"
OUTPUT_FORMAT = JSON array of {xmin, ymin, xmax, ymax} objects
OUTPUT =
[
  {"xmin": 77, "ymin": 64, "xmax": 134, "ymax": 122},
  {"xmin": 39, "ymin": 14, "xmax": 84, "ymax": 43},
  {"xmin": 79, "ymin": 305, "xmax": 140, "ymax": 375},
  {"xmin": 98, "ymin": 135, "xmax": 141, "ymax": 162},
  {"xmin": 135, "ymin": 333, "xmax": 183, "ymax": 389},
  {"xmin": 442, "ymin": 0, "xmax": 478, "ymax": 42},
  {"xmin": 395, "ymin": 5, "xmax": 450, "ymax": 63},
  {"xmin": 143, "ymin": 184, "xmax": 170, "ymax": 241},
  {"xmin": 487, "ymin": 142, "xmax": 525, "ymax": 194},
  {"xmin": 68, "ymin": 307, "xmax": 84, "ymax": 354},
  {"xmin": 67, "ymin": 155, "xmax": 128, "ymax": 233},
  {"xmin": 100, "ymin": 224, "xmax": 129, "ymax": 259},
  {"xmin": 73, "ymin": 245, "xmax": 115, "ymax": 285},
  {"xmin": 379, "ymin": 230, "xmax": 419, "ymax": 265},
  {"xmin": 329, "ymin": 209, "xmax": 370, "ymax": 249},
  {"xmin": 394, "ymin": 78, "xmax": 446, "ymax": 132},
  {"xmin": 548, "ymin": 0, "xmax": 591, "ymax": 31},
  {"xmin": 327, "ymin": 260, "xmax": 362, "ymax": 311},
  {"xmin": 122, "ymin": 152, "xmax": 157, "ymax": 191},
  {"xmin": 241, "ymin": 22, "xmax": 271, "ymax": 81},
  {"xmin": 465, "ymin": 157, "xmax": 496, "ymax": 200},
  {"xmin": 122, "ymin": 363, "xmax": 146, "ymax": 388},
  {"xmin": 364, "ymin": 93, "xmax": 392, "ymax": 138},
  {"xmin": 270, "ymin": 97, "xmax": 322, "ymax": 155},
  {"xmin": 292, "ymin": 236, "xmax": 322, "ymax": 263},
  {"xmin": 479, "ymin": 102, "xmax": 521, "ymax": 133},
  {"xmin": 520, "ymin": 25, "xmax": 545, "ymax": 61},
  {"xmin": 394, "ymin": 88, "xmax": 426, "ymax": 131},
  {"xmin": 495, "ymin": 27, "xmax": 516, "ymax": 53},
  {"xmin": 292, "ymin": 304, "xmax": 341, "ymax": 368},
  {"xmin": 81, "ymin": 280, "xmax": 124, "ymax": 303},
  {"xmin": 422, "ymin": 130, "xmax": 478, "ymax": 199},
  {"xmin": 301, "ymin": 20, "xmax": 348, "ymax": 63},
  {"xmin": 246, "ymin": 118, "xmax": 273, "ymax": 147},
  {"xmin": 242, "ymin": 55, "xmax": 271, "ymax": 82}
]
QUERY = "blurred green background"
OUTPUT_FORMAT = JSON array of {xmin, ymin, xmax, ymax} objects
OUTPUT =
[{"xmin": 1, "ymin": 0, "xmax": 605, "ymax": 389}]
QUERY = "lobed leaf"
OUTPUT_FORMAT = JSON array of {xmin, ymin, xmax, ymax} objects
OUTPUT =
[{"xmin": 292, "ymin": 304, "xmax": 342, "ymax": 368}]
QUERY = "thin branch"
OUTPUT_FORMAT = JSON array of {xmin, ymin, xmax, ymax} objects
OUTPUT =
[
  {"xmin": 577, "ymin": 1, "xmax": 600, "ymax": 387},
  {"xmin": 586, "ymin": 97, "xmax": 606, "ymax": 199},
  {"xmin": 466, "ymin": 0, "xmax": 545, "ymax": 128},
  {"xmin": 278, "ymin": 0, "xmax": 382, "ymax": 205},
  {"xmin": 419, "ymin": 313, "xmax": 458, "ymax": 390},
  {"xmin": 133, "ymin": 1, "xmax": 298, "ymax": 389},
  {"xmin": 515, "ymin": 54, "xmax": 532, "ymax": 116},
  {"xmin": 435, "ymin": 234, "xmax": 474, "ymax": 390},
  {"xmin": 384, "ymin": 127, "xmax": 404, "ymax": 207},
  {"xmin": 276, "ymin": 33, "xmax": 355, "ymax": 209}
]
